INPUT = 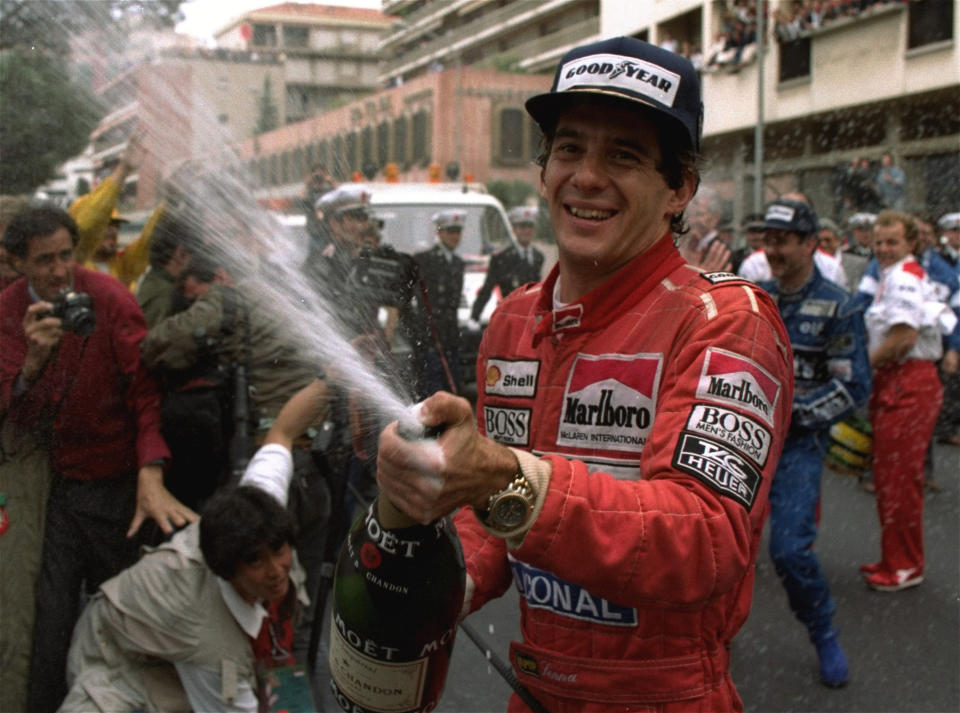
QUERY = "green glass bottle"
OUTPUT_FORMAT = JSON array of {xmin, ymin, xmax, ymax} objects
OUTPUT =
[{"xmin": 329, "ymin": 497, "xmax": 466, "ymax": 713}]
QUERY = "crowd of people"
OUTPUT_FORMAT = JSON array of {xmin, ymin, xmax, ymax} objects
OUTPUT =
[
  {"xmin": 667, "ymin": 0, "xmax": 908, "ymax": 75},
  {"xmin": 773, "ymin": 0, "xmax": 908, "ymax": 42},
  {"xmin": 0, "ymin": 31, "xmax": 956, "ymax": 713},
  {"xmin": 0, "ymin": 133, "xmax": 549, "ymax": 711}
]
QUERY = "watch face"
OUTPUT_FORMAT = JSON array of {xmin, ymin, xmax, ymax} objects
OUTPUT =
[{"xmin": 493, "ymin": 494, "xmax": 529, "ymax": 528}]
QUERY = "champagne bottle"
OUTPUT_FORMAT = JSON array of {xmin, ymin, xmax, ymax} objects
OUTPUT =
[{"xmin": 329, "ymin": 496, "xmax": 466, "ymax": 713}]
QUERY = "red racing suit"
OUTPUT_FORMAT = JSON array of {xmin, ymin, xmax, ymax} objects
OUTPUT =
[{"xmin": 453, "ymin": 234, "xmax": 793, "ymax": 712}]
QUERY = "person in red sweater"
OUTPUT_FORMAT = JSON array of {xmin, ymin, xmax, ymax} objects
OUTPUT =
[{"xmin": 0, "ymin": 204, "xmax": 198, "ymax": 713}]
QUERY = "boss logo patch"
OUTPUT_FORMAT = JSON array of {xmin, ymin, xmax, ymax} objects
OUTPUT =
[
  {"xmin": 684, "ymin": 404, "xmax": 771, "ymax": 467},
  {"xmin": 695, "ymin": 348, "xmax": 781, "ymax": 427},
  {"xmin": 484, "ymin": 358, "xmax": 539, "ymax": 397},
  {"xmin": 672, "ymin": 433, "xmax": 762, "ymax": 510},
  {"xmin": 483, "ymin": 406, "xmax": 531, "ymax": 446}
]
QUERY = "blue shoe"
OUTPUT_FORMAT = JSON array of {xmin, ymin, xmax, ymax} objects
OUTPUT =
[{"xmin": 814, "ymin": 632, "xmax": 849, "ymax": 687}]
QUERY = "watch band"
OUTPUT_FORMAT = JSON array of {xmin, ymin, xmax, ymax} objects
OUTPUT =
[{"xmin": 478, "ymin": 471, "xmax": 537, "ymax": 531}]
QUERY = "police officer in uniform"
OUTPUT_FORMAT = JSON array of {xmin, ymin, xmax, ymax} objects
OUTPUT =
[
  {"xmin": 469, "ymin": 205, "xmax": 545, "ymax": 328},
  {"xmin": 414, "ymin": 209, "xmax": 466, "ymax": 395}
]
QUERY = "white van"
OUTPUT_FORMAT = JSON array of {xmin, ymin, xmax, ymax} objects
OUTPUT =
[
  {"xmin": 357, "ymin": 182, "xmax": 517, "ymax": 324},
  {"xmin": 271, "ymin": 183, "xmax": 519, "ymax": 391},
  {"xmin": 355, "ymin": 182, "xmax": 519, "ymax": 391}
]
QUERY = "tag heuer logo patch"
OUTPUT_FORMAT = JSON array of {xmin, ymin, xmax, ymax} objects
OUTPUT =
[
  {"xmin": 695, "ymin": 348, "xmax": 781, "ymax": 427},
  {"xmin": 672, "ymin": 433, "xmax": 762, "ymax": 510},
  {"xmin": 557, "ymin": 353, "xmax": 662, "ymax": 453}
]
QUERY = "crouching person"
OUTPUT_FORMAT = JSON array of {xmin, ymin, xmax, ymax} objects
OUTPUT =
[{"xmin": 60, "ymin": 380, "xmax": 327, "ymax": 713}]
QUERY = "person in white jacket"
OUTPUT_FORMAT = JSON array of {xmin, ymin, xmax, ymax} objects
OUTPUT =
[{"xmin": 60, "ymin": 380, "xmax": 328, "ymax": 713}]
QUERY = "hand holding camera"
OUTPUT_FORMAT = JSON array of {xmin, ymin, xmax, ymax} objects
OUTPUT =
[{"xmin": 20, "ymin": 290, "xmax": 96, "ymax": 384}]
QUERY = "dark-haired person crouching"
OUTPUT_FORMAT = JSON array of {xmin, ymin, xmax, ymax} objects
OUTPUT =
[{"xmin": 59, "ymin": 380, "xmax": 327, "ymax": 713}]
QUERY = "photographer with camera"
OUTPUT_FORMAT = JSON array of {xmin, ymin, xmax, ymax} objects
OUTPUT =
[
  {"xmin": 142, "ymin": 251, "xmax": 331, "ymax": 661},
  {"xmin": 0, "ymin": 204, "xmax": 197, "ymax": 713}
]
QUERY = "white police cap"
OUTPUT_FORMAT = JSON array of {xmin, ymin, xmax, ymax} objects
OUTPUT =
[
  {"xmin": 937, "ymin": 212, "xmax": 960, "ymax": 231},
  {"xmin": 508, "ymin": 206, "xmax": 538, "ymax": 225},
  {"xmin": 433, "ymin": 209, "xmax": 466, "ymax": 230},
  {"xmin": 847, "ymin": 212, "xmax": 876, "ymax": 229},
  {"xmin": 315, "ymin": 185, "xmax": 371, "ymax": 216}
]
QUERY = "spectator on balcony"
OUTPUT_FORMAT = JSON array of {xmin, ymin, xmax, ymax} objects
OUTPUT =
[
  {"xmin": 877, "ymin": 152, "xmax": 906, "ymax": 211},
  {"xmin": 658, "ymin": 30, "xmax": 678, "ymax": 53},
  {"xmin": 843, "ymin": 157, "xmax": 881, "ymax": 214}
]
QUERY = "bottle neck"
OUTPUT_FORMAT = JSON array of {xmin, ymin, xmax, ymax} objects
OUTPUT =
[{"xmin": 377, "ymin": 496, "xmax": 420, "ymax": 529}]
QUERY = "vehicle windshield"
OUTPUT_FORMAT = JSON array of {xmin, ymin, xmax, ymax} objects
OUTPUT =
[{"xmin": 373, "ymin": 203, "xmax": 513, "ymax": 259}]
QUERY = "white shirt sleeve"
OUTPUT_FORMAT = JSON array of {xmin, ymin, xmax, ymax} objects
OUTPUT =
[
  {"xmin": 882, "ymin": 266, "xmax": 925, "ymax": 330},
  {"xmin": 737, "ymin": 250, "xmax": 771, "ymax": 283},
  {"xmin": 239, "ymin": 443, "xmax": 294, "ymax": 506},
  {"xmin": 174, "ymin": 661, "xmax": 258, "ymax": 713},
  {"xmin": 814, "ymin": 250, "xmax": 847, "ymax": 288}
]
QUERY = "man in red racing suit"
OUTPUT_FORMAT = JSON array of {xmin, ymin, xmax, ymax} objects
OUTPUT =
[
  {"xmin": 375, "ymin": 36, "xmax": 792, "ymax": 712},
  {"xmin": 455, "ymin": 231, "xmax": 791, "ymax": 712}
]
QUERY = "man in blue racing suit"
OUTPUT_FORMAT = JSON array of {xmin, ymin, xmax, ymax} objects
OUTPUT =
[{"xmin": 758, "ymin": 198, "xmax": 872, "ymax": 688}]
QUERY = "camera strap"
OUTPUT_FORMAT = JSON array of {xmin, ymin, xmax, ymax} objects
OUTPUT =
[{"xmin": 410, "ymin": 263, "xmax": 458, "ymax": 395}]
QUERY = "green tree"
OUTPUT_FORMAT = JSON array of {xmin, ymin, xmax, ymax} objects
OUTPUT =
[
  {"xmin": 0, "ymin": 0, "xmax": 185, "ymax": 194},
  {"xmin": 0, "ymin": 50, "xmax": 100, "ymax": 194},
  {"xmin": 256, "ymin": 75, "xmax": 280, "ymax": 135},
  {"xmin": 486, "ymin": 179, "xmax": 537, "ymax": 210},
  {"xmin": 0, "ymin": 0, "xmax": 185, "ymax": 51}
]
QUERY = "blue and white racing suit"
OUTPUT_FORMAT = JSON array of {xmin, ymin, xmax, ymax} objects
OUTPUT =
[{"xmin": 760, "ymin": 265, "xmax": 872, "ymax": 640}]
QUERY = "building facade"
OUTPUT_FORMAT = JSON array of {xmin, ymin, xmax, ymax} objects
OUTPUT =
[
  {"xmin": 89, "ymin": 49, "xmax": 285, "ymax": 210},
  {"xmin": 615, "ymin": 0, "xmax": 958, "ymax": 225},
  {"xmin": 232, "ymin": 66, "xmax": 550, "ymax": 210},
  {"xmin": 379, "ymin": 0, "xmax": 600, "ymax": 83},
  {"xmin": 215, "ymin": 2, "xmax": 395, "ymax": 123}
]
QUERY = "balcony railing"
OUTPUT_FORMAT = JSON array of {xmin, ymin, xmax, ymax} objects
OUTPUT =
[
  {"xmin": 381, "ymin": 1, "xmax": 569, "ymax": 76},
  {"xmin": 512, "ymin": 17, "xmax": 601, "ymax": 72}
]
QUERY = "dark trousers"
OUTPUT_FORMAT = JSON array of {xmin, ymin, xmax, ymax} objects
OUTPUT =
[
  {"xmin": 287, "ymin": 447, "xmax": 331, "ymax": 659},
  {"xmin": 27, "ymin": 474, "xmax": 139, "ymax": 713},
  {"xmin": 417, "ymin": 346, "xmax": 461, "ymax": 399},
  {"xmin": 768, "ymin": 429, "xmax": 836, "ymax": 640}
]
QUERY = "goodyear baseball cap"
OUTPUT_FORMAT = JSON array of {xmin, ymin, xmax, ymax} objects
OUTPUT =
[
  {"xmin": 764, "ymin": 199, "xmax": 819, "ymax": 236},
  {"xmin": 507, "ymin": 205, "xmax": 537, "ymax": 225},
  {"xmin": 433, "ymin": 209, "xmax": 466, "ymax": 230},
  {"xmin": 315, "ymin": 185, "xmax": 371, "ymax": 216},
  {"xmin": 525, "ymin": 36, "xmax": 703, "ymax": 151}
]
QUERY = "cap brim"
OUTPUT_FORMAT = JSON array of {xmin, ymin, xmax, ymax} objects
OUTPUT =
[
  {"xmin": 525, "ymin": 88, "xmax": 696, "ymax": 152},
  {"xmin": 527, "ymin": 88, "xmax": 664, "ymax": 129}
]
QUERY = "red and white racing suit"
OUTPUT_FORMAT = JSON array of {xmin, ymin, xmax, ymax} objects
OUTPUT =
[{"xmin": 453, "ymin": 234, "xmax": 793, "ymax": 712}]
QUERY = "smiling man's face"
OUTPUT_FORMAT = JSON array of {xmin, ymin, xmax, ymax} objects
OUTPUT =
[{"xmin": 539, "ymin": 102, "xmax": 694, "ymax": 297}]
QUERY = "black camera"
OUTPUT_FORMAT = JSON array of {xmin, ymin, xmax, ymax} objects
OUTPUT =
[
  {"xmin": 50, "ymin": 289, "xmax": 96, "ymax": 337},
  {"xmin": 351, "ymin": 245, "xmax": 416, "ymax": 308}
]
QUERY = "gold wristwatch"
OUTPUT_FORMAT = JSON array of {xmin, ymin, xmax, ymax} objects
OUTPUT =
[{"xmin": 480, "ymin": 472, "xmax": 537, "ymax": 530}]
